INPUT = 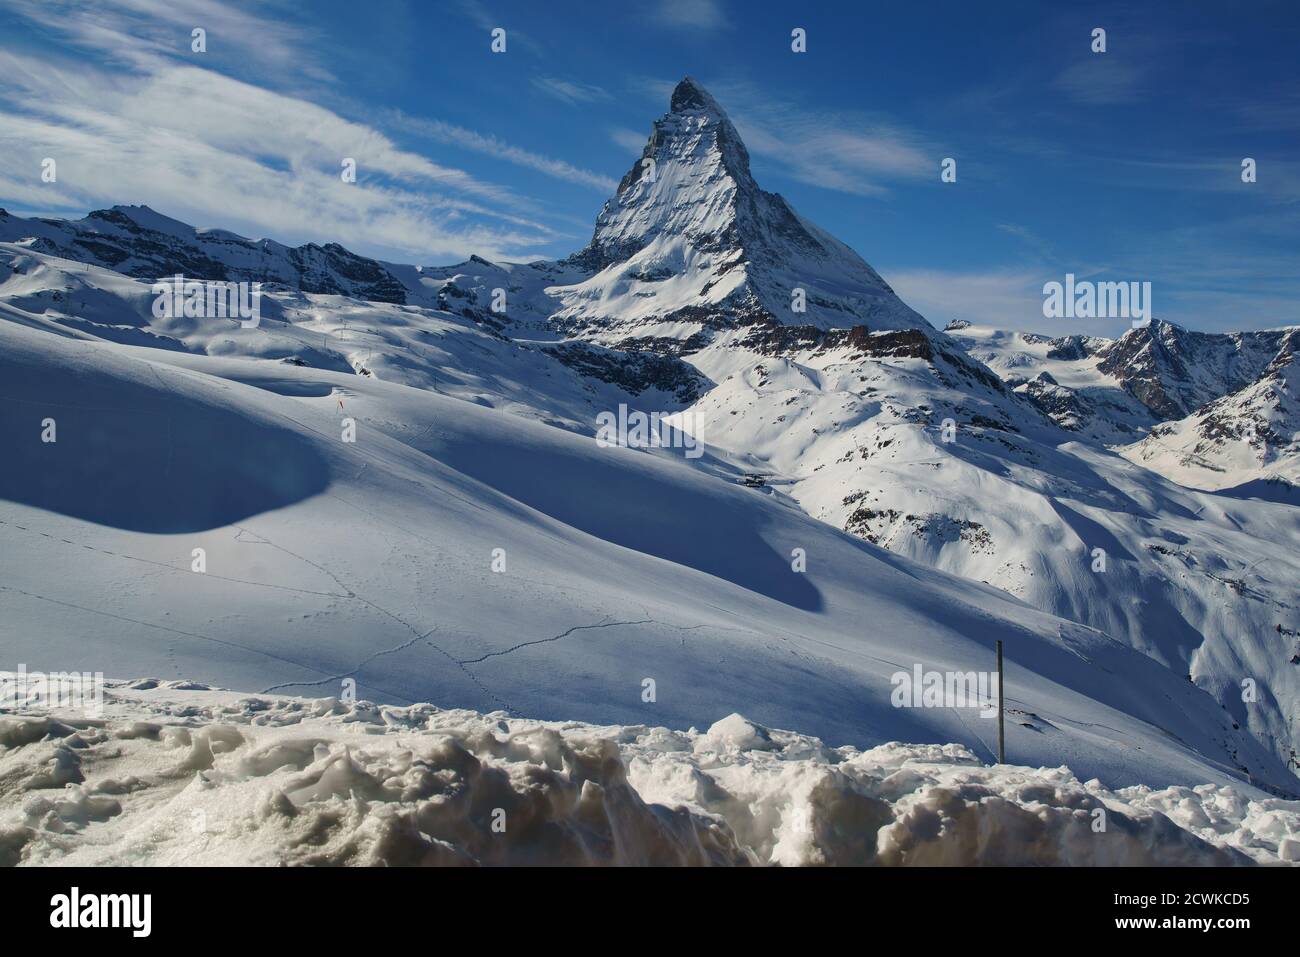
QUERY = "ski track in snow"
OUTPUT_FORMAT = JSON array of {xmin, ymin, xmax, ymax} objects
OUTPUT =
[{"xmin": 455, "ymin": 618, "xmax": 655, "ymax": 665}]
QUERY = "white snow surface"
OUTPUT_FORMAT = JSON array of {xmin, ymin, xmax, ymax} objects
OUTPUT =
[
  {"xmin": 2, "ymin": 292, "xmax": 1297, "ymax": 795},
  {"xmin": 3, "ymin": 77, "xmax": 1300, "ymax": 810},
  {"xmin": 3, "ymin": 679, "xmax": 1297, "ymax": 867},
  {"xmin": 676, "ymin": 327, "xmax": 1300, "ymax": 779}
]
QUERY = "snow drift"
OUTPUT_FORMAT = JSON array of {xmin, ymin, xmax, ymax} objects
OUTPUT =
[{"xmin": 2, "ymin": 679, "xmax": 1297, "ymax": 867}]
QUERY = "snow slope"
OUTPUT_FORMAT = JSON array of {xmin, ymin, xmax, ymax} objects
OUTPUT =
[
  {"xmin": 671, "ymin": 325, "xmax": 1300, "ymax": 779},
  {"xmin": 1, "ymin": 299, "xmax": 1294, "ymax": 794},
  {"xmin": 2, "ymin": 77, "xmax": 1299, "ymax": 803},
  {"xmin": 4, "ymin": 679, "xmax": 1297, "ymax": 866},
  {"xmin": 945, "ymin": 322, "xmax": 1155, "ymax": 443}
]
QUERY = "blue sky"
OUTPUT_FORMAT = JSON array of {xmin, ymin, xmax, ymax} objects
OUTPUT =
[{"xmin": 0, "ymin": 0, "xmax": 1296, "ymax": 334}]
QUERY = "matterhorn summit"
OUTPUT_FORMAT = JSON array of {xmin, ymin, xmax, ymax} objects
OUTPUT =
[{"xmin": 549, "ymin": 77, "xmax": 928, "ymax": 345}]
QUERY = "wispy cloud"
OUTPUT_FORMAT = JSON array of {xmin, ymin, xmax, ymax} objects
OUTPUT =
[
  {"xmin": 609, "ymin": 127, "xmax": 650, "ymax": 154},
  {"xmin": 0, "ymin": 50, "xmax": 556, "ymax": 260},
  {"xmin": 704, "ymin": 81, "xmax": 935, "ymax": 196},
  {"xmin": 532, "ymin": 76, "xmax": 612, "ymax": 105},
  {"xmin": 628, "ymin": 75, "xmax": 678, "ymax": 103},
  {"xmin": 1233, "ymin": 88, "xmax": 1300, "ymax": 131},
  {"xmin": 3, "ymin": 0, "xmax": 331, "ymax": 82},
  {"xmin": 386, "ymin": 112, "xmax": 617, "ymax": 192},
  {"xmin": 1053, "ymin": 57, "xmax": 1145, "ymax": 105},
  {"xmin": 451, "ymin": 0, "xmax": 545, "ymax": 56},
  {"xmin": 886, "ymin": 268, "xmax": 1051, "ymax": 331},
  {"xmin": 995, "ymin": 223, "xmax": 1062, "ymax": 263},
  {"xmin": 0, "ymin": 0, "xmax": 577, "ymax": 261},
  {"xmin": 651, "ymin": 0, "xmax": 729, "ymax": 30},
  {"xmin": 1048, "ymin": 23, "xmax": 1203, "ymax": 109}
]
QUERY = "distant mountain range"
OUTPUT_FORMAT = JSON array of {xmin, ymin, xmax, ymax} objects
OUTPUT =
[{"xmin": 949, "ymin": 319, "xmax": 1300, "ymax": 490}]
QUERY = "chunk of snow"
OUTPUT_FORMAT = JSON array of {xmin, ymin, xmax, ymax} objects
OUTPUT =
[{"xmin": 2, "ymin": 682, "xmax": 1295, "ymax": 867}]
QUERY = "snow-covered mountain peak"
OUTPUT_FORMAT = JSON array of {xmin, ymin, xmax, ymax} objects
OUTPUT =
[
  {"xmin": 581, "ymin": 77, "xmax": 753, "ymax": 270},
  {"xmin": 552, "ymin": 77, "xmax": 927, "ymax": 344},
  {"xmin": 669, "ymin": 75, "xmax": 724, "ymax": 115}
]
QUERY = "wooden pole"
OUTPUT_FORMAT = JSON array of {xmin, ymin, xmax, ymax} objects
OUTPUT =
[{"xmin": 996, "ymin": 640, "xmax": 1006, "ymax": 764}]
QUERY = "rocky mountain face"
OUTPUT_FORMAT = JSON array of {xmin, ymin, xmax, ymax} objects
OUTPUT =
[
  {"xmin": 548, "ymin": 77, "xmax": 927, "ymax": 346},
  {"xmin": 1123, "ymin": 329, "xmax": 1300, "ymax": 491},
  {"xmin": 1014, "ymin": 371, "xmax": 1097, "ymax": 432},
  {"xmin": 1096, "ymin": 319, "xmax": 1294, "ymax": 421}
]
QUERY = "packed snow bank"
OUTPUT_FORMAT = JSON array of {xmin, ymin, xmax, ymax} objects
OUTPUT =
[{"xmin": 2, "ymin": 679, "xmax": 1297, "ymax": 867}]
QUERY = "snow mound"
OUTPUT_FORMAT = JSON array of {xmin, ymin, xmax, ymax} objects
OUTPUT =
[{"xmin": 3, "ymin": 681, "xmax": 1296, "ymax": 867}]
